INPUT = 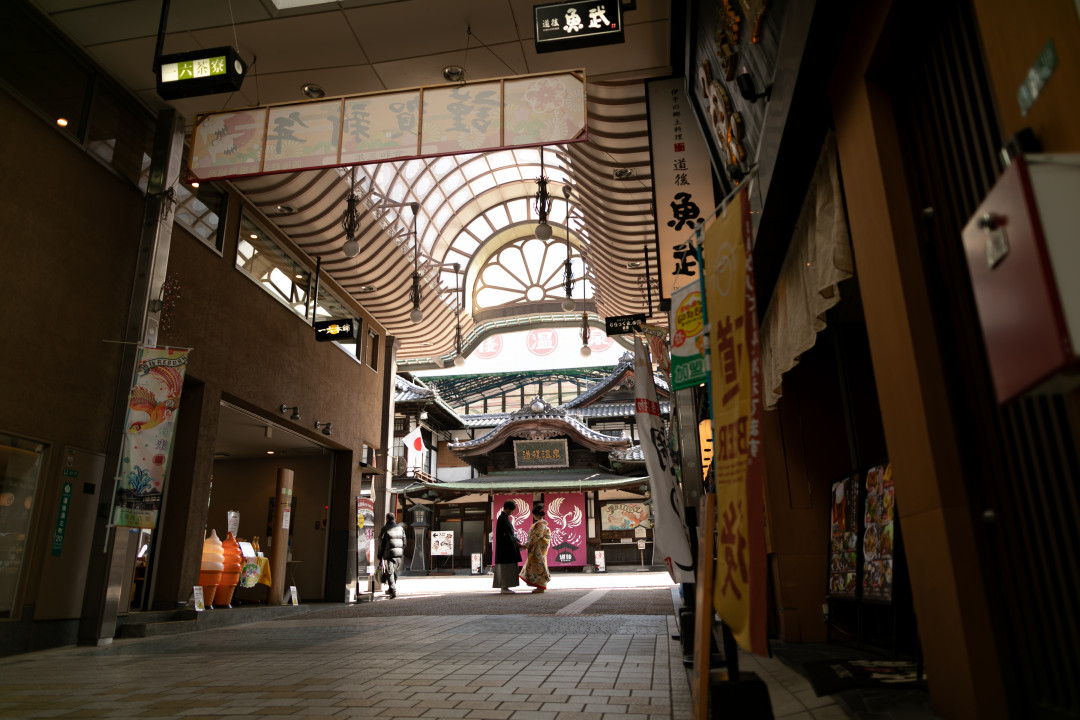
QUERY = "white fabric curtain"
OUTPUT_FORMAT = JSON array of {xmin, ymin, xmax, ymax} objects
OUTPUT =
[{"xmin": 761, "ymin": 131, "xmax": 854, "ymax": 409}]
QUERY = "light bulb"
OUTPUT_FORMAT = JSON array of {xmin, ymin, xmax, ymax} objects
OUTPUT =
[
  {"xmin": 410, "ymin": 307, "xmax": 424, "ymax": 323},
  {"xmin": 580, "ymin": 345, "xmax": 592, "ymax": 358},
  {"xmin": 454, "ymin": 355, "xmax": 465, "ymax": 367},
  {"xmin": 342, "ymin": 238, "xmax": 359, "ymax": 258},
  {"xmin": 535, "ymin": 222, "xmax": 552, "ymax": 240},
  {"xmin": 561, "ymin": 297, "xmax": 575, "ymax": 312}
]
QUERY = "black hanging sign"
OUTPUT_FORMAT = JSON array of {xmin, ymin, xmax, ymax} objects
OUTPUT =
[
  {"xmin": 155, "ymin": 46, "xmax": 247, "ymax": 101},
  {"xmin": 605, "ymin": 313, "xmax": 647, "ymax": 336},
  {"xmin": 313, "ymin": 318, "xmax": 358, "ymax": 342},
  {"xmin": 534, "ymin": 1, "xmax": 624, "ymax": 54}
]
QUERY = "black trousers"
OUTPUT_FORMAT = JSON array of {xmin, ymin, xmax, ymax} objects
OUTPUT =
[{"xmin": 383, "ymin": 557, "xmax": 402, "ymax": 594}]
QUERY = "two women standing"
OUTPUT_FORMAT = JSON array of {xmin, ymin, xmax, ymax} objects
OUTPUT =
[{"xmin": 492, "ymin": 501, "xmax": 551, "ymax": 594}]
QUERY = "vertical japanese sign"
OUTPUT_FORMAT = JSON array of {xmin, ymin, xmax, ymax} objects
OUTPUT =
[
  {"xmin": 51, "ymin": 482, "xmax": 73, "ymax": 556},
  {"xmin": 493, "ymin": 494, "xmax": 533, "ymax": 564},
  {"xmin": 634, "ymin": 337, "xmax": 695, "ymax": 583},
  {"xmin": 545, "ymin": 493, "xmax": 586, "ymax": 566},
  {"xmin": 670, "ymin": 282, "xmax": 708, "ymax": 390},
  {"xmin": 113, "ymin": 347, "xmax": 189, "ymax": 529},
  {"xmin": 648, "ymin": 78, "xmax": 716, "ymax": 304},
  {"xmin": 704, "ymin": 187, "xmax": 767, "ymax": 656}
]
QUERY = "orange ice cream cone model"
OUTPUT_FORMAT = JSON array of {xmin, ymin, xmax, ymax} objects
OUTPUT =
[
  {"xmin": 215, "ymin": 532, "xmax": 243, "ymax": 607},
  {"xmin": 198, "ymin": 530, "xmax": 224, "ymax": 607}
]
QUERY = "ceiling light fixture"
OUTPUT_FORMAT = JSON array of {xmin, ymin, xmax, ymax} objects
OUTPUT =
[
  {"xmin": 442, "ymin": 65, "xmax": 466, "ymax": 83},
  {"xmin": 301, "ymin": 83, "xmax": 325, "ymax": 99},
  {"xmin": 407, "ymin": 202, "xmax": 424, "ymax": 323},
  {"xmin": 190, "ymin": 181, "xmax": 200, "ymax": 188},
  {"xmin": 561, "ymin": 185, "xmax": 576, "ymax": 312},
  {"xmin": 56, "ymin": 117, "xmax": 69, "ymax": 127},
  {"xmin": 357, "ymin": 285, "xmax": 377, "ymax": 293},
  {"xmin": 452, "ymin": 262, "xmax": 466, "ymax": 367},
  {"xmin": 314, "ymin": 420, "xmax": 332, "ymax": 436},
  {"xmin": 613, "ymin": 168, "xmax": 634, "ymax": 180},
  {"xmin": 280, "ymin": 404, "xmax": 301, "ymax": 421},
  {"xmin": 579, "ymin": 311, "xmax": 592, "ymax": 357},
  {"xmin": 341, "ymin": 168, "xmax": 363, "ymax": 258},
  {"xmin": 276, "ymin": 204, "xmax": 295, "ymax": 215},
  {"xmin": 534, "ymin": 146, "xmax": 553, "ymax": 240}
]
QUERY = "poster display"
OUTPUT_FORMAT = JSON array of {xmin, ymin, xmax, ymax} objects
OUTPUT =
[
  {"xmin": 828, "ymin": 475, "xmax": 859, "ymax": 597},
  {"xmin": 600, "ymin": 502, "xmax": 651, "ymax": 530},
  {"xmin": 356, "ymin": 497, "xmax": 375, "ymax": 571},
  {"xmin": 670, "ymin": 283, "xmax": 707, "ymax": 390},
  {"xmin": 704, "ymin": 185, "xmax": 768, "ymax": 656},
  {"xmin": 431, "ymin": 530, "xmax": 454, "ymax": 556},
  {"xmin": 862, "ymin": 464, "xmax": 895, "ymax": 601},
  {"xmin": 113, "ymin": 347, "xmax": 189, "ymax": 528},
  {"xmin": 545, "ymin": 493, "xmax": 586, "ymax": 566},
  {"xmin": 492, "ymin": 494, "xmax": 532, "ymax": 564}
]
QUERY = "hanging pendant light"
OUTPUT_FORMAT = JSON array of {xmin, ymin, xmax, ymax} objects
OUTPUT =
[
  {"xmin": 341, "ymin": 168, "xmax": 362, "ymax": 258},
  {"xmin": 452, "ymin": 263, "xmax": 466, "ymax": 366},
  {"xmin": 407, "ymin": 202, "xmax": 423, "ymax": 323},
  {"xmin": 579, "ymin": 311, "xmax": 591, "ymax": 357},
  {"xmin": 561, "ymin": 185, "xmax": 575, "ymax": 312},
  {"xmin": 534, "ymin": 146, "xmax": 553, "ymax": 240}
]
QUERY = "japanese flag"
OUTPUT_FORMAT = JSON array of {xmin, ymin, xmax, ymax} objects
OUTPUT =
[{"xmin": 403, "ymin": 426, "xmax": 424, "ymax": 471}]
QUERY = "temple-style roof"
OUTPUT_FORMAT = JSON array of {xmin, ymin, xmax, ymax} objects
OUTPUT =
[
  {"xmin": 395, "ymin": 374, "xmax": 464, "ymax": 429},
  {"xmin": 448, "ymin": 397, "xmax": 630, "ymax": 457},
  {"xmin": 562, "ymin": 351, "xmax": 671, "ymax": 410}
]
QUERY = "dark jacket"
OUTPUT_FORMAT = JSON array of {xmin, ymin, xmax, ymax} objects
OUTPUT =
[
  {"xmin": 494, "ymin": 511, "xmax": 522, "ymax": 565},
  {"xmin": 378, "ymin": 522, "xmax": 406, "ymax": 561}
]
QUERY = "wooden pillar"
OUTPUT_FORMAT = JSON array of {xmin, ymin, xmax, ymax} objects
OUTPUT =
[{"xmin": 267, "ymin": 468, "xmax": 294, "ymax": 606}]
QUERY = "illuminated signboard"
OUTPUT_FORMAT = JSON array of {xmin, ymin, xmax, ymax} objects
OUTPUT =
[
  {"xmin": 156, "ymin": 46, "xmax": 247, "ymax": 100},
  {"xmin": 313, "ymin": 318, "xmax": 358, "ymax": 342},
  {"xmin": 534, "ymin": 1, "xmax": 624, "ymax": 53}
]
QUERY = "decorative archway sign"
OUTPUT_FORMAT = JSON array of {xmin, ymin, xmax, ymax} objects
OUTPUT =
[{"xmin": 187, "ymin": 69, "xmax": 588, "ymax": 182}]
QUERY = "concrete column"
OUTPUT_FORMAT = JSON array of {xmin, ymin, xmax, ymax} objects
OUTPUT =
[{"xmin": 267, "ymin": 468, "xmax": 294, "ymax": 605}]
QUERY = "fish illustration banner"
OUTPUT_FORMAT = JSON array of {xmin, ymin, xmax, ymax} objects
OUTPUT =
[
  {"xmin": 113, "ymin": 347, "xmax": 189, "ymax": 528},
  {"xmin": 545, "ymin": 493, "xmax": 586, "ymax": 567},
  {"xmin": 634, "ymin": 336, "xmax": 695, "ymax": 583},
  {"xmin": 600, "ymin": 501, "xmax": 651, "ymax": 530},
  {"xmin": 189, "ymin": 69, "xmax": 587, "ymax": 182},
  {"xmin": 704, "ymin": 186, "xmax": 768, "ymax": 656},
  {"xmin": 493, "ymin": 494, "xmax": 533, "ymax": 564}
]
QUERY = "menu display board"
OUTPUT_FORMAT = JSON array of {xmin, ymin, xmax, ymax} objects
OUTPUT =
[
  {"xmin": 862, "ymin": 464, "xmax": 896, "ymax": 601},
  {"xmin": 828, "ymin": 474, "xmax": 859, "ymax": 597}
]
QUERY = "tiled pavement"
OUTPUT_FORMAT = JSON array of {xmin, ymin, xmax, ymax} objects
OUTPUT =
[{"xmin": 0, "ymin": 573, "xmax": 930, "ymax": 720}]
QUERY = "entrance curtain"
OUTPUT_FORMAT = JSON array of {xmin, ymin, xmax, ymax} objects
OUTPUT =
[{"xmin": 761, "ymin": 131, "xmax": 854, "ymax": 408}]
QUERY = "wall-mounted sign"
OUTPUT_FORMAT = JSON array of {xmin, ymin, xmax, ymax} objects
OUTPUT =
[
  {"xmin": 156, "ymin": 46, "xmax": 246, "ymax": 101},
  {"xmin": 50, "ymin": 482, "xmax": 73, "ymax": 556},
  {"xmin": 670, "ymin": 283, "xmax": 708, "ymax": 390},
  {"xmin": 605, "ymin": 313, "xmax": 646, "ymax": 336},
  {"xmin": 314, "ymin": 318, "xmax": 357, "ymax": 342},
  {"xmin": 534, "ymin": 1, "xmax": 624, "ymax": 53},
  {"xmin": 513, "ymin": 439, "xmax": 569, "ymax": 468},
  {"xmin": 601, "ymin": 502, "xmax": 651, "ymax": 530},
  {"xmin": 189, "ymin": 69, "xmax": 587, "ymax": 182}
]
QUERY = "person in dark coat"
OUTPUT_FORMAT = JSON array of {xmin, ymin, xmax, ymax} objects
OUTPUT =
[
  {"xmin": 377, "ymin": 513, "xmax": 406, "ymax": 599},
  {"xmin": 493, "ymin": 500, "xmax": 525, "ymax": 594}
]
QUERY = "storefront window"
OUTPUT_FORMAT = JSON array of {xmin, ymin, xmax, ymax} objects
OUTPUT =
[{"xmin": 0, "ymin": 433, "xmax": 47, "ymax": 618}]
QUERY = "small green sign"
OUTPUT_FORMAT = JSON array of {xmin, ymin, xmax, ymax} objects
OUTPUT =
[
  {"xmin": 62, "ymin": 468, "xmax": 78, "ymax": 477},
  {"xmin": 1018, "ymin": 39, "xmax": 1057, "ymax": 117},
  {"xmin": 51, "ymin": 482, "xmax": 73, "ymax": 556}
]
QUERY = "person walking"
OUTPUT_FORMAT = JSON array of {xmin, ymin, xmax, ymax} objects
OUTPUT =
[
  {"xmin": 521, "ymin": 503, "xmax": 551, "ymax": 593},
  {"xmin": 377, "ymin": 512, "xmax": 406, "ymax": 599},
  {"xmin": 493, "ymin": 500, "xmax": 525, "ymax": 594}
]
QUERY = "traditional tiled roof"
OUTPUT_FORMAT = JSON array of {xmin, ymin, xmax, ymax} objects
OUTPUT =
[
  {"xmin": 395, "ymin": 374, "xmax": 433, "ymax": 402},
  {"xmin": 401, "ymin": 469, "xmax": 648, "ymax": 494},
  {"xmin": 448, "ymin": 397, "xmax": 629, "ymax": 453}
]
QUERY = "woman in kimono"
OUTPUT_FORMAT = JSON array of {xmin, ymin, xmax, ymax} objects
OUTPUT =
[{"xmin": 521, "ymin": 504, "xmax": 551, "ymax": 593}]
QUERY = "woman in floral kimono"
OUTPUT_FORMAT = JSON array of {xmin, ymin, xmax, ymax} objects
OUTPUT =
[{"xmin": 521, "ymin": 504, "xmax": 551, "ymax": 592}]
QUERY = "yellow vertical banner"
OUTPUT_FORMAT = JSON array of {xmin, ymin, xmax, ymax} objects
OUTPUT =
[{"xmin": 703, "ymin": 187, "xmax": 768, "ymax": 656}]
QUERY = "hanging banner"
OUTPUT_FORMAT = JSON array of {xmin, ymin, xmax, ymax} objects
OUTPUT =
[
  {"xmin": 670, "ymin": 283, "xmax": 708, "ymax": 390},
  {"xmin": 493, "ymin": 494, "xmax": 533, "ymax": 564},
  {"xmin": 402, "ymin": 426, "xmax": 424, "ymax": 474},
  {"xmin": 189, "ymin": 69, "xmax": 587, "ymax": 182},
  {"xmin": 634, "ymin": 337, "xmax": 694, "ymax": 583},
  {"xmin": 862, "ymin": 463, "xmax": 895, "ymax": 602},
  {"xmin": 648, "ymin": 77, "xmax": 716, "ymax": 305},
  {"xmin": 113, "ymin": 347, "xmax": 189, "ymax": 528},
  {"xmin": 828, "ymin": 475, "xmax": 859, "ymax": 598},
  {"xmin": 704, "ymin": 186, "xmax": 767, "ymax": 656},
  {"xmin": 545, "ymin": 493, "xmax": 586, "ymax": 566}
]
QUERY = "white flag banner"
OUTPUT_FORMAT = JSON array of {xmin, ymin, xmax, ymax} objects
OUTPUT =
[
  {"xmin": 634, "ymin": 336, "xmax": 695, "ymax": 583},
  {"xmin": 402, "ymin": 426, "xmax": 424, "ymax": 472}
]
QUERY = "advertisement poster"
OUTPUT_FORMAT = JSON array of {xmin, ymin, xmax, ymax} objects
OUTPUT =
[
  {"xmin": 545, "ymin": 493, "xmax": 586, "ymax": 566},
  {"xmin": 113, "ymin": 347, "xmax": 189, "ymax": 528},
  {"xmin": 670, "ymin": 283, "xmax": 708, "ymax": 390},
  {"xmin": 493, "ymin": 494, "xmax": 532, "ymax": 563},
  {"xmin": 704, "ymin": 186, "xmax": 768, "ymax": 656},
  {"xmin": 600, "ymin": 502, "xmax": 651, "ymax": 530},
  {"xmin": 356, "ymin": 497, "xmax": 375, "ymax": 570},
  {"xmin": 862, "ymin": 464, "xmax": 896, "ymax": 601},
  {"xmin": 634, "ymin": 337, "xmax": 694, "ymax": 583},
  {"xmin": 828, "ymin": 475, "xmax": 859, "ymax": 597},
  {"xmin": 431, "ymin": 530, "xmax": 454, "ymax": 556}
]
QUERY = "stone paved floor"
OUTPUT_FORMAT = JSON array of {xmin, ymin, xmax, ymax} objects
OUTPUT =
[{"xmin": 0, "ymin": 572, "xmax": 909, "ymax": 720}]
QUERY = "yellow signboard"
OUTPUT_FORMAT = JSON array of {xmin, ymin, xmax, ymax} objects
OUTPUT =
[{"xmin": 703, "ymin": 186, "xmax": 767, "ymax": 656}]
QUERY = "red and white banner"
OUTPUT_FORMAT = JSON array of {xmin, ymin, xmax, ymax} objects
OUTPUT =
[
  {"xmin": 545, "ymin": 493, "xmax": 586, "ymax": 567},
  {"xmin": 402, "ymin": 426, "xmax": 424, "ymax": 473},
  {"xmin": 634, "ymin": 337, "xmax": 694, "ymax": 583}
]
